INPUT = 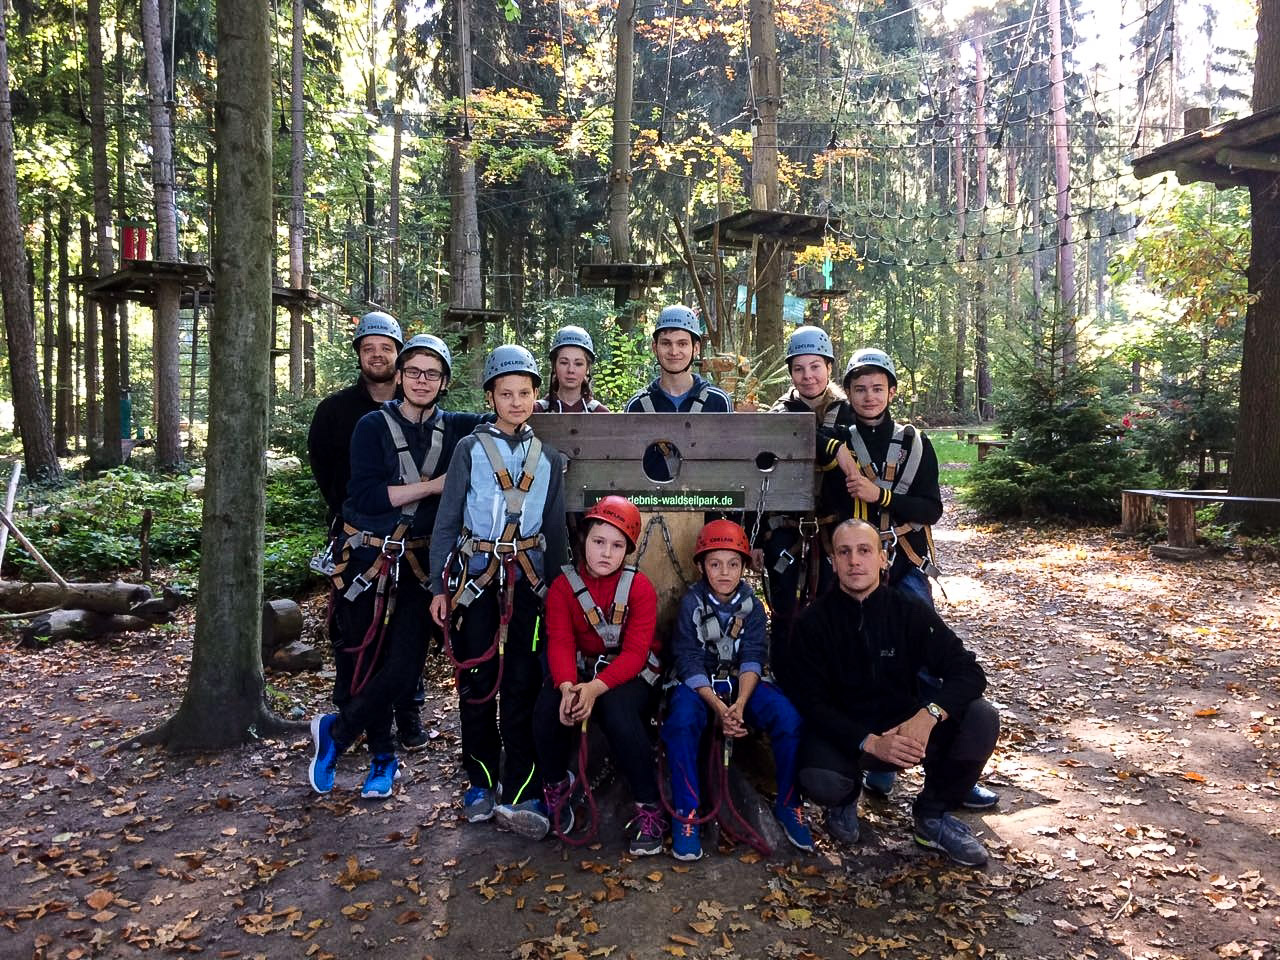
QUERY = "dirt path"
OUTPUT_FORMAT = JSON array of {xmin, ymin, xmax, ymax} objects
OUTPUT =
[{"xmin": 1, "ymin": 510, "xmax": 1277, "ymax": 960}]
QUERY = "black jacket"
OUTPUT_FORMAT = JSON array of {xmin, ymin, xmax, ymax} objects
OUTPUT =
[
  {"xmin": 785, "ymin": 584, "xmax": 985, "ymax": 750},
  {"xmin": 307, "ymin": 379, "xmax": 382, "ymax": 526},
  {"xmin": 817, "ymin": 416, "xmax": 942, "ymax": 583}
]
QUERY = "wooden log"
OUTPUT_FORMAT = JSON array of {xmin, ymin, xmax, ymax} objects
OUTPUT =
[
  {"xmin": 19, "ymin": 609, "xmax": 157, "ymax": 647},
  {"xmin": 1166, "ymin": 498, "xmax": 1197, "ymax": 549},
  {"xmin": 261, "ymin": 598, "xmax": 304, "ymax": 654},
  {"xmin": 0, "ymin": 579, "xmax": 152, "ymax": 614},
  {"xmin": 1121, "ymin": 491, "xmax": 1151, "ymax": 535}
]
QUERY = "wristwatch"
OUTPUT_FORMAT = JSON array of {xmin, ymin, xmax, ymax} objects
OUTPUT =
[{"xmin": 925, "ymin": 702, "xmax": 945, "ymax": 722}]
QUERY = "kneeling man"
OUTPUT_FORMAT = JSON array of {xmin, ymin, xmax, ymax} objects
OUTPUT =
[{"xmin": 787, "ymin": 519, "xmax": 999, "ymax": 866}]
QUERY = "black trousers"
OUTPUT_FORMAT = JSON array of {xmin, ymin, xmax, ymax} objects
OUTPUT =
[
  {"xmin": 764, "ymin": 526, "xmax": 834, "ymax": 694},
  {"xmin": 452, "ymin": 578, "xmax": 544, "ymax": 805},
  {"xmin": 798, "ymin": 697, "xmax": 999, "ymax": 819},
  {"xmin": 330, "ymin": 568, "xmax": 430, "ymax": 756},
  {"xmin": 532, "ymin": 675, "xmax": 659, "ymax": 804}
]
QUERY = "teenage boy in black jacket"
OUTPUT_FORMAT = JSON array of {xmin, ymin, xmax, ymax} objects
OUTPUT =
[{"xmin": 788, "ymin": 520, "xmax": 999, "ymax": 867}]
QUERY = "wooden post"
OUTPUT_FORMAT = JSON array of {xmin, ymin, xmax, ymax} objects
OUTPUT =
[
  {"xmin": 1166, "ymin": 499, "xmax": 1197, "ymax": 549},
  {"xmin": 1121, "ymin": 491, "xmax": 1151, "ymax": 535}
]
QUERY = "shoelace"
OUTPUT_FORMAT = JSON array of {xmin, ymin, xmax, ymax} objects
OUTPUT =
[
  {"xmin": 782, "ymin": 806, "xmax": 805, "ymax": 827},
  {"xmin": 632, "ymin": 806, "xmax": 665, "ymax": 838}
]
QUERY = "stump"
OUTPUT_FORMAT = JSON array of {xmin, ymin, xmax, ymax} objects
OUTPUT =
[{"xmin": 261, "ymin": 599, "xmax": 305, "ymax": 661}]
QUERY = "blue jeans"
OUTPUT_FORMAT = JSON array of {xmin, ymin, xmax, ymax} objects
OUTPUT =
[
  {"xmin": 662, "ymin": 681, "xmax": 803, "ymax": 812},
  {"xmin": 895, "ymin": 567, "xmax": 934, "ymax": 608}
]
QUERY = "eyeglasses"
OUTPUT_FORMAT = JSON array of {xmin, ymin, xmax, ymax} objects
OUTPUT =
[{"xmin": 401, "ymin": 367, "xmax": 444, "ymax": 382}]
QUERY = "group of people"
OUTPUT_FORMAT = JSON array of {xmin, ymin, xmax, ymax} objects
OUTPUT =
[{"xmin": 304, "ymin": 305, "xmax": 1000, "ymax": 868}]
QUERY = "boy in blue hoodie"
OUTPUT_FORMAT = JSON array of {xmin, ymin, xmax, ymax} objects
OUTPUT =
[{"xmin": 661, "ymin": 520, "xmax": 813, "ymax": 861}]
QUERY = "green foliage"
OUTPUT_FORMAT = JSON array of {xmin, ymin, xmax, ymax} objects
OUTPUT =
[
  {"xmin": 269, "ymin": 395, "xmax": 321, "ymax": 460},
  {"xmin": 1111, "ymin": 184, "xmax": 1247, "ymax": 483},
  {"xmin": 962, "ymin": 348, "xmax": 1154, "ymax": 522},
  {"xmin": 6, "ymin": 466, "xmax": 325, "ymax": 599}
]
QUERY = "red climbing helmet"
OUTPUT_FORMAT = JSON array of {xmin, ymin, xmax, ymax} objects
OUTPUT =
[
  {"xmin": 693, "ymin": 519, "xmax": 752, "ymax": 563},
  {"xmin": 584, "ymin": 496, "xmax": 643, "ymax": 552}
]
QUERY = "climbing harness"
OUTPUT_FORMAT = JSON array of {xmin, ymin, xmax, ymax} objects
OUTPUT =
[
  {"xmin": 441, "ymin": 430, "xmax": 548, "ymax": 705},
  {"xmin": 635, "ymin": 382, "xmax": 714, "ymax": 414},
  {"xmin": 563, "ymin": 565, "xmax": 662, "ymax": 686},
  {"xmin": 845, "ymin": 422, "xmax": 943, "ymax": 585},
  {"xmin": 328, "ymin": 408, "xmax": 444, "ymax": 697}
]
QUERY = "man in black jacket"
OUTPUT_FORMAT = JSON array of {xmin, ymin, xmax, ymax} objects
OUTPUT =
[
  {"xmin": 788, "ymin": 520, "xmax": 999, "ymax": 867},
  {"xmin": 307, "ymin": 311, "xmax": 428, "ymax": 752}
]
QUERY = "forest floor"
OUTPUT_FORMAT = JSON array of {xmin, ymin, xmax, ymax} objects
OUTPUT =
[{"xmin": 2, "ymin": 491, "xmax": 1279, "ymax": 960}]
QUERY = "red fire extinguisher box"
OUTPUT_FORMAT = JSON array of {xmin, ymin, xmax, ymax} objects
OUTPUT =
[{"xmin": 120, "ymin": 220, "xmax": 150, "ymax": 261}]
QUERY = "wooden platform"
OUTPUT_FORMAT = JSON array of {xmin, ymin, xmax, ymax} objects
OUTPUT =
[
  {"xmin": 692, "ymin": 209, "xmax": 839, "ymax": 251},
  {"xmin": 80, "ymin": 261, "xmax": 335, "ymax": 311},
  {"xmin": 441, "ymin": 307, "xmax": 505, "ymax": 327},
  {"xmin": 576, "ymin": 262, "xmax": 666, "ymax": 289},
  {"xmin": 1132, "ymin": 103, "xmax": 1280, "ymax": 187}
]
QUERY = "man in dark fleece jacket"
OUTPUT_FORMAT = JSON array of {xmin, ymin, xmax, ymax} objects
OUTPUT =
[{"xmin": 788, "ymin": 520, "xmax": 999, "ymax": 867}]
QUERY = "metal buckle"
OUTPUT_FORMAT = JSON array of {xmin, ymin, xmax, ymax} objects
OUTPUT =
[
  {"xmin": 494, "ymin": 538, "xmax": 519, "ymax": 554},
  {"xmin": 593, "ymin": 655, "xmax": 611, "ymax": 678},
  {"xmin": 881, "ymin": 528, "xmax": 899, "ymax": 552},
  {"xmin": 711, "ymin": 675, "xmax": 734, "ymax": 702},
  {"xmin": 798, "ymin": 517, "xmax": 819, "ymax": 538},
  {"xmin": 309, "ymin": 543, "xmax": 336, "ymax": 576},
  {"xmin": 772, "ymin": 549, "xmax": 795, "ymax": 575},
  {"xmin": 381, "ymin": 538, "xmax": 406, "ymax": 559}
]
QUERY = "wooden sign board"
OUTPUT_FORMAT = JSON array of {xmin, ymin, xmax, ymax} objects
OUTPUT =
[
  {"xmin": 530, "ymin": 412, "xmax": 816, "ymax": 634},
  {"xmin": 528, "ymin": 412, "xmax": 815, "ymax": 512}
]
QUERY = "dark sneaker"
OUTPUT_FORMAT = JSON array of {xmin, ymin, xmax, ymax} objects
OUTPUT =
[
  {"xmin": 824, "ymin": 803, "xmax": 860, "ymax": 844},
  {"xmin": 495, "ymin": 799, "xmax": 550, "ymax": 839},
  {"xmin": 913, "ymin": 812, "xmax": 989, "ymax": 867},
  {"xmin": 671, "ymin": 810, "xmax": 702, "ymax": 861},
  {"xmin": 308, "ymin": 713, "xmax": 340, "ymax": 794},
  {"xmin": 396, "ymin": 713, "xmax": 430, "ymax": 752},
  {"xmin": 627, "ymin": 803, "xmax": 665, "ymax": 856},
  {"xmin": 961, "ymin": 783, "xmax": 1000, "ymax": 810},
  {"xmin": 462, "ymin": 785, "xmax": 497, "ymax": 822},
  {"xmin": 360, "ymin": 753, "xmax": 401, "ymax": 799},
  {"xmin": 862, "ymin": 769, "xmax": 896, "ymax": 799},
  {"xmin": 774, "ymin": 803, "xmax": 815, "ymax": 853},
  {"xmin": 543, "ymin": 776, "xmax": 576, "ymax": 839}
]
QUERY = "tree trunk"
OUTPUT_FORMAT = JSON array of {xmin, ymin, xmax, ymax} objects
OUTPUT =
[
  {"xmin": 748, "ymin": 0, "xmax": 783, "ymax": 354},
  {"xmin": 81, "ymin": 215, "xmax": 101, "ymax": 448},
  {"xmin": 388, "ymin": 0, "xmax": 405, "ymax": 315},
  {"xmin": 116, "ymin": 21, "xmax": 131, "ymax": 414},
  {"xmin": 141, "ymin": 0, "xmax": 183, "ymax": 470},
  {"xmin": 89, "ymin": 0, "xmax": 122, "ymax": 463},
  {"xmin": 608, "ymin": 0, "xmax": 634, "ymax": 264},
  {"xmin": 56, "ymin": 203, "xmax": 72, "ymax": 453},
  {"xmin": 287, "ymin": 0, "xmax": 306, "ymax": 393},
  {"xmin": 973, "ymin": 36, "xmax": 993, "ymax": 421},
  {"xmin": 1222, "ymin": 0, "xmax": 1280, "ymax": 527},
  {"xmin": 159, "ymin": 0, "xmax": 285, "ymax": 750},
  {"xmin": 1048, "ymin": 0, "xmax": 1077, "ymax": 366},
  {"xmin": 950, "ymin": 42, "xmax": 967, "ymax": 414},
  {"xmin": 450, "ymin": 0, "xmax": 482, "ymax": 309},
  {"xmin": 41, "ymin": 203, "xmax": 53, "ymax": 420},
  {"xmin": 0, "ymin": 13, "xmax": 62, "ymax": 483}
]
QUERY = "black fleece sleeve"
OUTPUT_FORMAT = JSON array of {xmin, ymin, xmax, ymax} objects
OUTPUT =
[{"xmin": 911, "ymin": 602, "xmax": 986, "ymax": 717}]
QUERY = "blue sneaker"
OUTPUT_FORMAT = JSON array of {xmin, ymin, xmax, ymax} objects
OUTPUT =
[
  {"xmin": 913, "ymin": 812, "xmax": 989, "ymax": 867},
  {"xmin": 961, "ymin": 783, "xmax": 1000, "ymax": 810},
  {"xmin": 671, "ymin": 810, "xmax": 702, "ymax": 861},
  {"xmin": 308, "ymin": 713, "xmax": 340, "ymax": 794},
  {"xmin": 863, "ymin": 769, "xmax": 896, "ymax": 799},
  {"xmin": 360, "ymin": 753, "xmax": 401, "ymax": 799},
  {"xmin": 495, "ymin": 798, "xmax": 550, "ymax": 839},
  {"xmin": 774, "ymin": 803, "xmax": 815, "ymax": 853},
  {"xmin": 462, "ymin": 785, "xmax": 497, "ymax": 822}
]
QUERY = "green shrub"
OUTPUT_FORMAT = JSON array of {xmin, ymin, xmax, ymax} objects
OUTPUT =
[{"xmin": 962, "ymin": 354, "xmax": 1154, "ymax": 522}]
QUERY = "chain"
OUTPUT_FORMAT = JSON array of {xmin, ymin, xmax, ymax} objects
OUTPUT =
[
  {"xmin": 748, "ymin": 474, "xmax": 770, "ymax": 546},
  {"xmin": 635, "ymin": 514, "xmax": 692, "ymax": 584}
]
